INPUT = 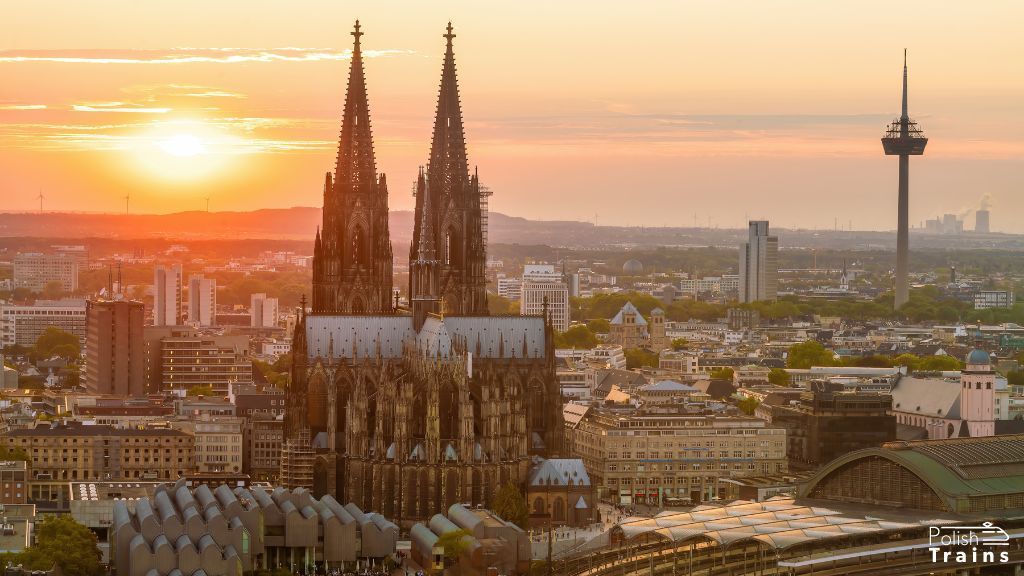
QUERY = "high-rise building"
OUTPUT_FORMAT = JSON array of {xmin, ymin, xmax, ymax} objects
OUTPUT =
[
  {"xmin": 13, "ymin": 253, "xmax": 79, "ymax": 293},
  {"xmin": 153, "ymin": 264, "xmax": 183, "ymax": 326},
  {"xmin": 881, "ymin": 52, "xmax": 928, "ymax": 309},
  {"xmin": 520, "ymin": 280, "xmax": 569, "ymax": 331},
  {"xmin": 285, "ymin": 22, "xmax": 563, "ymax": 521},
  {"xmin": 84, "ymin": 298, "xmax": 146, "ymax": 397},
  {"xmin": 738, "ymin": 220, "xmax": 778, "ymax": 303},
  {"xmin": 187, "ymin": 274, "xmax": 216, "ymax": 327},
  {"xmin": 975, "ymin": 209, "xmax": 991, "ymax": 234},
  {"xmin": 250, "ymin": 293, "xmax": 279, "ymax": 328}
]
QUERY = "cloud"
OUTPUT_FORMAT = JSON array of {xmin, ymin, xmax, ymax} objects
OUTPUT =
[
  {"xmin": 0, "ymin": 104, "xmax": 47, "ymax": 110},
  {"xmin": 0, "ymin": 47, "xmax": 411, "ymax": 65},
  {"xmin": 72, "ymin": 102, "xmax": 172, "ymax": 114}
]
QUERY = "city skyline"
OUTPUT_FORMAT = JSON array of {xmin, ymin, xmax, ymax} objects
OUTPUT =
[{"xmin": 2, "ymin": 1, "xmax": 1023, "ymax": 232}]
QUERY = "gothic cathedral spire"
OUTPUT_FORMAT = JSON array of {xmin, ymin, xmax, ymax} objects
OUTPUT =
[
  {"xmin": 313, "ymin": 20, "xmax": 394, "ymax": 315},
  {"xmin": 410, "ymin": 22, "xmax": 488, "ymax": 317}
]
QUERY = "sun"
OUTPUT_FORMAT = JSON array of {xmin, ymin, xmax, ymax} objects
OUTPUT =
[{"xmin": 159, "ymin": 133, "xmax": 207, "ymax": 157}]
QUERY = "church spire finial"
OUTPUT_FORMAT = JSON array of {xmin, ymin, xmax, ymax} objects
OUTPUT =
[
  {"xmin": 444, "ymin": 21, "xmax": 455, "ymax": 47},
  {"xmin": 353, "ymin": 20, "xmax": 363, "ymax": 50}
]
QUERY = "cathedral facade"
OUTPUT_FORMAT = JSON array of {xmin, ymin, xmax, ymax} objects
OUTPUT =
[{"xmin": 284, "ymin": 22, "xmax": 564, "ymax": 525}]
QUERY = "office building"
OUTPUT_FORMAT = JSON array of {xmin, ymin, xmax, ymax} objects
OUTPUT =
[
  {"xmin": 975, "ymin": 290, "xmax": 1013, "ymax": 309},
  {"xmin": 520, "ymin": 279, "xmax": 569, "ymax": 331},
  {"xmin": 13, "ymin": 253, "xmax": 79, "ymax": 293},
  {"xmin": 738, "ymin": 220, "xmax": 778, "ymax": 303},
  {"xmin": 243, "ymin": 414, "xmax": 283, "ymax": 483},
  {"xmin": 85, "ymin": 298, "xmax": 145, "ymax": 397},
  {"xmin": 160, "ymin": 333, "xmax": 252, "ymax": 394},
  {"xmin": 522, "ymin": 263, "xmax": 562, "ymax": 283},
  {"xmin": 497, "ymin": 276, "xmax": 522, "ymax": 300},
  {"xmin": 186, "ymin": 274, "xmax": 216, "ymax": 327},
  {"xmin": 1, "ymin": 422, "xmax": 194, "ymax": 482},
  {"xmin": 0, "ymin": 299, "xmax": 87, "ymax": 348},
  {"xmin": 153, "ymin": 264, "xmax": 183, "ymax": 326},
  {"xmin": 249, "ymin": 292, "xmax": 279, "ymax": 328},
  {"xmin": 566, "ymin": 406, "xmax": 787, "ymax": 504},
  {"xmin": 756, "ymin": 383, "xmax": 896, "ymax": 465},
  {"xmin": 171, "ymin": 415, "xmax": 244, "ymax": 473}
]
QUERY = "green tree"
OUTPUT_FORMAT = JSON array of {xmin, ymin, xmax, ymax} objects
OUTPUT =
[
  {"xmin": 490, "ymin": 482, "xmax": 529, "ymax": 529},
  {"xmin": 918, "ymin": 355, "xmax": 962, "ymax": 372},
  {"xmin": 554, "ymin": 325, "xmax": 598, "ymax": 349},
  {"xmin": 41, "ymin": 280, "xmax": 65, "ymax": 299},
  {"xmin": 767, "ymin": 368, "xmax": 790, "ymax": 386},
  {"xmin": 893, "ymin": 353, "xmax": 921, "ymax": 371},
  {"xmin": 786, "ymin": 340, "xmax": 835, "ymax": 369},
  {"xmin": 187, "ymin": 385, "xmax": 214, "ymax": 397},
  {"xmin": 488, "ymin": 294, "xmax": 518, "ymax": 315},
  {"xmin": 710, "ymin": 367, "xmax": 734, "ymax": 380},
  {"xmin": 435, "ymin": 529, "xmax": 472, "ymax": 564},
  {"xmin": 670, "ymin": 338, "xmax": 688, "ymax": 351},
  {"xmin": 736, "ymin": 396, "xmax": 760, "ymax": 415},
  {"xmin": 15, "ymin": 514, "xmax": 102, "ymax": 575},
  {"xmin": 624, "ymin": 348, "xmax": 659, "ymax": 369},
  {"xmin": 587, "ymin": 318, "xmax": 610, "ymax": 333},
  {"xmin": 35, "ymin": 327, "xmax": 80, "ymax": 360},
  {"xmin": 1008, "ymin": 371, "xmax": 1024, "ymax": 387}
]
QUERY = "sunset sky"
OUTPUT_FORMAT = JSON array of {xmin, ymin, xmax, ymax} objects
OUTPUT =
[{"xmin": 2, "ymin": 1, "xmax": 1023, "ymax": 231}]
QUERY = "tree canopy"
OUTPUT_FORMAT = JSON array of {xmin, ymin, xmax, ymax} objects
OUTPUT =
[
  {"xmin": 35, "ymin": 327, "xmax": 80, "ymax": 360},
  {"xmin": 736, "ymin": 396, "xmax": 760, "ymax": 415},
  {"xmin": 187, "ymin": 385, "xmax": 214, "ymax": 397},
  {"xmin": 710, "ymin": 367, "xmax": 734, "ymax": 380},
  {"xmin": 435, "ymin": 529, "xmax": 473, "ymax": 563},
  {"xmin": 554, "ymin": 325, "xmax": 599, "ymax": 349},
  {"xmin": 786, "ymin": 340, "xmax": 836, "ymax": 369},
  {"xmin": 13, "ymin": 515, "xmax": 102, "ymax": 575},
  {"xmin": 625, "ymin": 348, "xmax": 659, "ymax": 369},
  {"xmin": 768, "ymin": 368, "xmax": 790, "ymax": 386},
  {"xmin": 490, "ymin": 482, "xmax": 529, "ymax": 529}
]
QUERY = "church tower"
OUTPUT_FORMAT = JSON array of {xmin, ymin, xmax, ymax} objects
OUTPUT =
[
  {"xmin": 960, "ymin": 348, "xmax": 996, "ymax": 438},
  {"xmin": 409, "ymin": 23, "xmax": 488, "ymax": 316},
  {"xmin": 313, "ymin": 20, "xmax": 394, "ymax": 315}
]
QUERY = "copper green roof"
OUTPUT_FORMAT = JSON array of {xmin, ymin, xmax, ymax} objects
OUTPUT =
[{"xmin": 802, "ymin": 434, "xmax": 1024, "ymax": 513}]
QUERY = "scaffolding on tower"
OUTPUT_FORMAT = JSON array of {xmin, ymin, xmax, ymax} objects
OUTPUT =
[{"xmin": 479, "ymin": 184, "xmax": 493, "ymax": 246}]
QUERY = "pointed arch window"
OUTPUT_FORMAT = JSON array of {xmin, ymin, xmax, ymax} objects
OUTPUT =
[{"xmin": 351, "ymin": 226, "xmax": 367, "ymax": 267}]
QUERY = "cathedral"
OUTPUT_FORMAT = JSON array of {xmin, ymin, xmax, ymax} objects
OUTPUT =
[{"xmin": 283, "ymin": 21, "xmax": 564, "ymax": 524}]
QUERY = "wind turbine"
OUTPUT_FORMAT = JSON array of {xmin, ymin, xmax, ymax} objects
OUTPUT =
[{"xmin": 37, "ymin": 189, "xmax": 44, "ymax": 214}]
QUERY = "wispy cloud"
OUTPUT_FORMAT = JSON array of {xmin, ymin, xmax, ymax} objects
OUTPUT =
[
  {"xmin": 0, "ymin": 47, "xmax": 411, "ymax": 65},
  {"xmin": 72, "ymin": 102, "xmax": 172, "ymax": 114},
  {"xmin": 0, "ymin": 104, "xmax": 47, "ymax": 110}
]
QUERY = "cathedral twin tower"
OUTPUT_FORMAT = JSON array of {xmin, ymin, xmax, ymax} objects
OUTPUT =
[
  {"xmin": 287, "ymin": 22, "xmax": 563, "ymax": 523},
  {"xmin": 312, "ymin": 21, "xmax": 487, "ymax": 323}
]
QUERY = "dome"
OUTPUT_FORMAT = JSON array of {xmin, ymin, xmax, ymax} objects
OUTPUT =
[
  {"xmin": 622, "ymin": 259, "xmax": 644, "ymax": 274},
  {"xmin": 965, "ymin": 348, "xmax": 990, "ymax": 365}
]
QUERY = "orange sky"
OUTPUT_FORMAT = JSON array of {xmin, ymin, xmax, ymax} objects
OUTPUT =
[{"xmin": 2, "ymin": 1, "xmax": 1023, "ymax": 231}]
